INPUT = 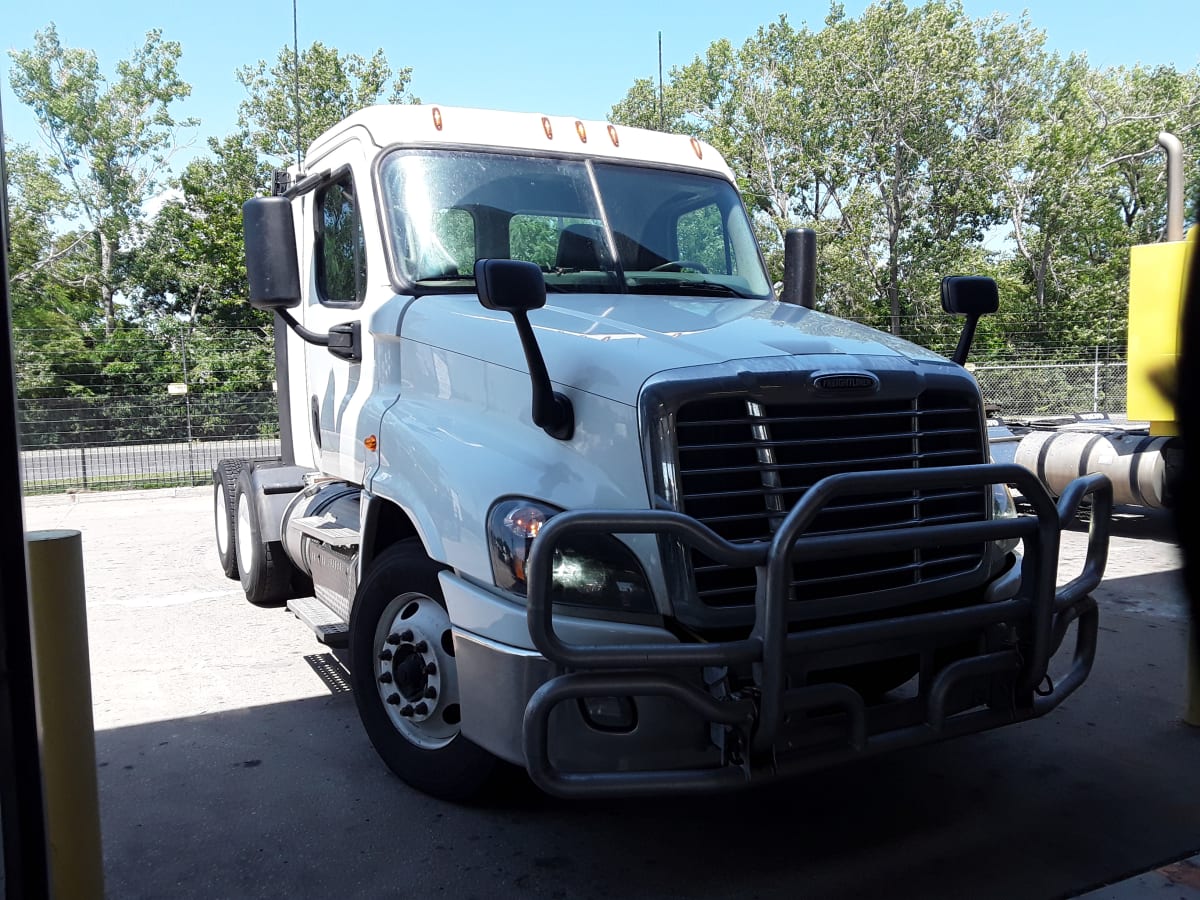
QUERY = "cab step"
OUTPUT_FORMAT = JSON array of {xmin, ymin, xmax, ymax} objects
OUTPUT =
[
  {"xmin": 290, "ymin": 514, "xmax": 360, "ymax": 548},
  {"xmin": 287, "ymin": 595, "xmax": 349, "ymax": 648}
]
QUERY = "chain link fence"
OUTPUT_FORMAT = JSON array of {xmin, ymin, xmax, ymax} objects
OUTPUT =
[
  {"xmin": 15, "ymin": 326, "xmax": 280, "ymax": 495},
  {"xmin": 13, "ymin": 325, "xmax": 1133, "ymax": 495},
  {"xmin": 972, "ymin": 349, "xmax": 1129, "ymax": 418}
]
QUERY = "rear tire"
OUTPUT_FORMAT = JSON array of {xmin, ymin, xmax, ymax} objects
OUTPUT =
[
  {"xmin": 349, "ymin": 539, "xmax": 497, "ymax": 801},
  {"xmin": 234, "ymin": 468, "xmax": 297, "ymax": 606},
  {"xmin": 213, "ymin": 459, "xmax": 245, "ymax": 580}
]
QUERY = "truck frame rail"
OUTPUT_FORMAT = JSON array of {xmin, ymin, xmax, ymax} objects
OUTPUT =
[{"xmin": 522, "ymin": 464, "xmax": 1111, "ymax": 798}]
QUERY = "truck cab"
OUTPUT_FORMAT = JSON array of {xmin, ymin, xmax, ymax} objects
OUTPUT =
[{"xmin": 215, "ymin": 105, "xmax": 1111, "ymax": 799}]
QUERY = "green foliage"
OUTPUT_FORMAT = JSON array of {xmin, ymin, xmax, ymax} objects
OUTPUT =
[
  {"xmin": 128, "ymin": 132, "xmax": 267, "ymax": 328},
  {"xmin": 6, "ymin": 29, "xmax": 419, "ymax": 452},
  {"xmin": 8, "ymin": 24, "xmax": 195, "ymax": 333},
  {"xmin": 610, "ymin": 0, "xmax": 1200, "ymax": 352},
  {"xmin": 236, "ymin": 41, "xmax": 416, "ymax": 165},
  {"xmin": 7, "ymin": 9, "xmax": 1200, "ymax": 461}
]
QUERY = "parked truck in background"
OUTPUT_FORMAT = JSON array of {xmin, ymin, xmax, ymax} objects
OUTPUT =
[
  {"xmin": 1001, "ymin": 133, "xmax": 1192, "ymax": 512},
  {"xmin": 212, "ymin": 105, "xmax": 1111, "ymax": 799}
]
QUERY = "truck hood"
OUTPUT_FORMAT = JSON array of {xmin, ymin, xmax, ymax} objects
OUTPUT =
[{"xmin": 399, "ymin": 293, "xmax": 952, "ymax": 404}]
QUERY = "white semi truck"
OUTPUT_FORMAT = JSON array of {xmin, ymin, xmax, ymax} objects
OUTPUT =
[{"xmin": 214, "ymin": 105, "xmax": 1111, "ymax": 800}]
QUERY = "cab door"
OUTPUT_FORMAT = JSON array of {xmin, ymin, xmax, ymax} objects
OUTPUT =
[{"xmin": 298, "ymin": 142, "xmax": 378, "ymax": 483}]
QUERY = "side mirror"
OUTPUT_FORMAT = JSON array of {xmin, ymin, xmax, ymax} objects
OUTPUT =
[
  {"xmin": 941, "ymin": 275, "xmax": 998, "ymax": 366},
  {"xmin": 243, "ymin": 197, "xmax": 301, "ymax": 310},
  {"xmin": 941, "ymin": 276, "xmax": 999, "ymax": 317},
  {"xmin": 473, "ymin": 259, "xmax": 572, "ymax": 440},
  {"xmin": 475, "ymin": 258, "xmax": 547, "ymax": 313},
  {"xmin": 779, "ymin": 227, "xmax": 817, "ymax": 308}
]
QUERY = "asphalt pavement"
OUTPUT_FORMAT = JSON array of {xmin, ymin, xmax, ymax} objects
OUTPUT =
[{"xmin": 21, "ymin": 487, "xmax": 1199, "ymax": 900}]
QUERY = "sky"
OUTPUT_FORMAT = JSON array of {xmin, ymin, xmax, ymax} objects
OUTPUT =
[{"xmin": 3, "ymin": 0, "xmax": 1200, "ymax": 173}]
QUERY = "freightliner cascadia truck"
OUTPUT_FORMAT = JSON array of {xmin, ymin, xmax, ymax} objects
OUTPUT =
[{"xmin": 213, "ymin": 105, "xmax": 1111, "ymax": 800}]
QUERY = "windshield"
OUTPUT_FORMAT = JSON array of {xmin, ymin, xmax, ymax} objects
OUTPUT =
[{"xmin": 378, "ymin": 150, "xmax": 772, "ymax": 299}]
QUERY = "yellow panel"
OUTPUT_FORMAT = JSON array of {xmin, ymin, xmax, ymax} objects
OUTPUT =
[{"xmin": 1127, "ymin": 227, "xmax": 1196, "ymax": 427}]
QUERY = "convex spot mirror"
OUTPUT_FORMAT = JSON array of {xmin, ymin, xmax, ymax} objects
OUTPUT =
[
  {"xmin": 243, "ymin": 197, "xmax": 301, "ymax": 310},
  {"xmin": 475, "ymin": 259, "xmax": 547, "ymax": 313},
  {"xmin": 941, "ymin": 275, "xmax": 999, "ymax": 317}
]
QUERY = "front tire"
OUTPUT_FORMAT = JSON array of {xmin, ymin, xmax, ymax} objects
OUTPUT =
[{"xmin": 349, "ymin": 540, "xmax": 497, "ymax": 801}]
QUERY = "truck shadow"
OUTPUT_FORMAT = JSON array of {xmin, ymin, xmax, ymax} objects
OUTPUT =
[
  {"xmin": 95, "ymin": 603, "xmax": 1199, "ymax": 900},
  {"xmin": 1062, "ymin": 504, "xmax": 1177, "ymax": 543}
]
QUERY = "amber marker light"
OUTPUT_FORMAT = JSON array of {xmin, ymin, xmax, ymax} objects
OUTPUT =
[
  {"xmin": 364, "ymin": 435, "xmax": 378, "ymax": 452},
  {"xmin": 432, "ymin": 107, "xmax": 443, "ymax": 131},
  {"xmin": 690, "ymin": 137, "xmax": 704, "ymax": 159},
  {"xmin": 542, "ymin": 116, "xmax": 554, "ymax": 139},
  {"xmin": 575, "ymin": 120, "xmax": 588, "ymax": 143},
  {"xmin": 607, "ymin": 125, "xmax": 619, "ymax": 147}
]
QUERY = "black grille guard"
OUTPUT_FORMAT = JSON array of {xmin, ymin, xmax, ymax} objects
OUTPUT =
[{"xmin": 522, "ymin": 464, "xmax": 1112, "ymax": 798}]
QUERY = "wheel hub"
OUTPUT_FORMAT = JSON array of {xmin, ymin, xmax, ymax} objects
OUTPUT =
[
  {"xmin": 374, "ymin": 593, "xmax": 459, "ymax": 748},
  {"xmin": 392, "ymin": 644, "xmax": 431, "ymax": 702}
]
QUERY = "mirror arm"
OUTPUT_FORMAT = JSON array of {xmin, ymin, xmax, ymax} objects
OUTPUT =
[
  {"xmin": 952, "ymin": 314, "xmax": 980, "ymax": 367},
  {"xmin": 511, "ymin": 310, "xmax": 574, "ymax": 441},
  {"xmin": 276, "ymin": 309, "xmax": 329, "ymax": 347}
]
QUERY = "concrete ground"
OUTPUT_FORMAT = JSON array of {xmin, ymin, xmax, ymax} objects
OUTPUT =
[{"xmin": 21, "ymin": 487, "xmax": 1199, "ymax": 899}]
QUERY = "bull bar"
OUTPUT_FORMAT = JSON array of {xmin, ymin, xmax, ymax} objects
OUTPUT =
[{"xmin": 521, "ymin": 464, "xmax": 1112, "ymax": 798}]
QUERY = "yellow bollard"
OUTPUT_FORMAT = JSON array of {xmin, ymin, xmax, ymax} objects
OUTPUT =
[{"xmin": 26, "ymin": 529, "xmax": 105, "ymax": 899}]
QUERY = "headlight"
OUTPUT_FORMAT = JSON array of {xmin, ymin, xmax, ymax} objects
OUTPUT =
[
  {"xmin": 487, "ymin": 499, "xmax": 656, "ymax": 614},
  {"xmin": 991, "ymin": 481, "xmax": 1020, "ymax": 555}
]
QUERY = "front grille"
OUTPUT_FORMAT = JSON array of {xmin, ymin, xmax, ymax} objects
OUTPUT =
[{"xmin": 674, "ymin": 389, "xmax": 987, "ymax": 610}]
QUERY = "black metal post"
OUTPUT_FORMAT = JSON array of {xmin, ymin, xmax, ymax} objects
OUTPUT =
[
  {"xmin": 180, "ymin": 327, "xmax": 195, "ymax": 484},
  {"xmin": 0, "ymin": 90, "xmax": 53, "ymax": 900}
]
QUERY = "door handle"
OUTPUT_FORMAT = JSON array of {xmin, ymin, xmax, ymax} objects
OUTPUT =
[{"xmin": 327, "ymin": 321, "xmax": 362, "ymax": 362}]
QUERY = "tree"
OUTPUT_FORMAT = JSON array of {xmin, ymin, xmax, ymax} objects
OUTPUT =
[
  {"xmin": 8, "ymin": 25, "xmax": 195, "ymax": 334},
  {"xmin": 610, "ymin": 0, "xmax": 1200, "ymax": 354},
  {"xmin": 612, "ymin": 1, "xmax": 1035, "ymax": 337},
  {"xmin": 127, "ymin": 42, "xmax": 421, "ymax": 392},
  {"xmin": 236, "ymin": 41, "xmax": 416, "ymax": 166},
  {"xmin": 130, "ymin": 132, "xmax": 267, "ymax": 328},
  {"xmin": 996, "ymin": 60, "xmax": 1200, "ymax": 348},
  {"xmin": 3, "ymin": 141, "xmax": 94, "ymax": 333}
]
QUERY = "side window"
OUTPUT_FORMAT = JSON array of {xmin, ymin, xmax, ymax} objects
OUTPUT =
[
  {"xmin": 676, "ymin": 204, "xmax": 730, "ymax": 275},
  {"xmin": 315, "ymin": 175, "xmax": 367, "ymax": 304}
]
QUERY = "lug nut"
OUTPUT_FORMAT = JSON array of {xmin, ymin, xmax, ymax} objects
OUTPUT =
[
  {"xmin": 386, "ymin": 633, "xmax": 402, "ymax": 645},
  {"xmin": 424, "ymin": 662, "xmax": 437, "ymax": 676},
  {"xmin": 379, "ymin": 672, "xmax": 393, "ymax": 684},
  {"xmin": 378, "ymin": 649, "xmax": 393, "ymax": 661},
  {"xmin": 385, "ymin": 693, "xmax": 401, "ymax": 705},
  {"xmin": 413, "ymin": 702, "xmax": 429, "ymax": 716},
  {"xmin": 413, "ymin": 640, "xmax": 428, "ymax": 653},
  {"xmin": 400, "ymin": 705, "xmax": 415, "ymax": 717},
  {"xmin": 400, "ymin": 629, "xmax": 414, "ymax": 642},
  {"xmin": 424, "ymin": 686, "xmax": 437, "ymax": 700}
]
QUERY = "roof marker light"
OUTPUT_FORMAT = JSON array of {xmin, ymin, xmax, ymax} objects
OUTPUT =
[
  {"xmin": 690, "ymin": 137, "xmax": 703, "ymax": 159},
  {"xmin": 542, "ymin": 117, "xmax": 554, "ymax": 139},
  {"xmin": 432, "ymin": 107, "xmax": 443, "ymax": 131},
  {"xmin": 575, "ymin": 121, "xmax": 588, "ymax": 143},
  {"xmin": 607, "ymin": 125, "xmax": 619, "ymax": 147}
]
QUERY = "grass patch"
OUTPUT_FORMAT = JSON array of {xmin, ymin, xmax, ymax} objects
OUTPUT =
[{"xmin": 22, "ymin": 471, "xmax": 210, "ymax": 496}]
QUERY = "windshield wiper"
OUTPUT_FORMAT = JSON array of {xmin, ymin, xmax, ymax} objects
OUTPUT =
[
  {"xmin": 415, "ymin": 272, "xmax": 474, "ymax": 283},
  {"xmin": 413, "ymin": 270, "xmax": 569, "ymax": 295},
  {"xmin": 628, "ymin": 280, "xmax": 756, "ymax": 299}
]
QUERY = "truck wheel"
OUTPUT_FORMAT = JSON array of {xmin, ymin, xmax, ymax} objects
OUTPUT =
[
  {"xmin": 234, "ymin": 469, "xmax": 295, "ymax": 606},
  {"xmin": 213, "ymin": 459, "xmax": 245, "ymax": 580},
  {"xmin": 349, "ymin": 540, "xmax": 497, "ymax": 801}
]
